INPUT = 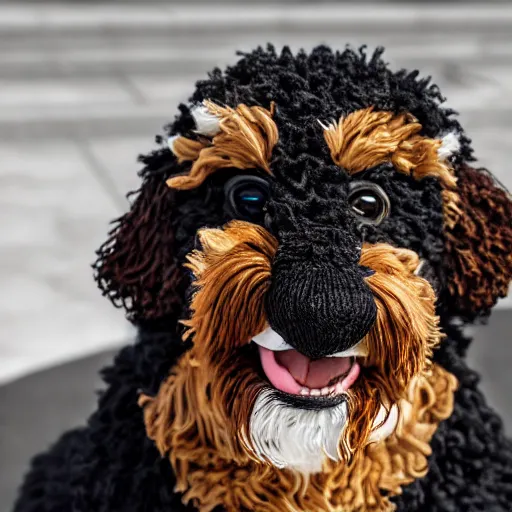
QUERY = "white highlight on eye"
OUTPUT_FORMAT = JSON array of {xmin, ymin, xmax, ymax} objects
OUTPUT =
[
  {"xmin": 191, "ymin": 103, "xmax": 221, "ymax": 136},
  {"xmin": 437, "ymin": 131, "xmax": 461, "ymax": 161}
]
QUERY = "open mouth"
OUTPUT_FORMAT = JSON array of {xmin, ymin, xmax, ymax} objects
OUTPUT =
[{"xmin": 253, "ymin": 328, "xmax": 363, "ymax": 397}]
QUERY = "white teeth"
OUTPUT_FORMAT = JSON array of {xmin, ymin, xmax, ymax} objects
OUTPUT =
[
  {"xmin": 299, "ymin": 384, "xmax": 343, "ymax": 397},
  {"xmin": 320, "ymin": 386, "xmax": 333, "ymax": 396}
]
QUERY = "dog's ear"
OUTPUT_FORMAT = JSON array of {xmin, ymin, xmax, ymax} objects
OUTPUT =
[
  {"xmin": 443, "ymin": 164, "xmax": 512, "ymax": 319},
  {"xmin": 93, "ymin": 151, "xmax": 186, "ymax": 323}
]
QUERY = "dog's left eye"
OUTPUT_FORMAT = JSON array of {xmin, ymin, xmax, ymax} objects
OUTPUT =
[
  {"xmin": 224, "ymin": 175, "xmax": 270, "ymax": 223},
  {"xmin": 348, "ymin": 181, "xmax": 390, "ymax": 225}
]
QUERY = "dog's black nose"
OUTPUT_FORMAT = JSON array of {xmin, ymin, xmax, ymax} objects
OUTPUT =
[{"xmin": 265, "ymin": 258, "xmax": 377, "ymax": 359}]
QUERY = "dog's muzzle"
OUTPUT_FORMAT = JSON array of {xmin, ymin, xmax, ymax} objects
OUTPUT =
[{"xmin": 265, "ymin": 249, "xmax": 377, "ymax": 360}]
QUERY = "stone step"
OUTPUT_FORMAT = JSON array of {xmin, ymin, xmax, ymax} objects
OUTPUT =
[
  {"xmin": 1, "ymin": 105, "xmax": 511, "ymax": 142},
  {"xmin": 1, "ymin": 3, "xmax": 512, "ymax": 37},
  {"xmin": 0, "ymin": 65, "xmax": 511, "ymax": 141},
  {"xmin": 2, "ymin": 39, "xmax": 512, "ymax": 80}
]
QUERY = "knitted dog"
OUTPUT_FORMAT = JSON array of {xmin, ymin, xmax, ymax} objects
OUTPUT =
[{"xmin": 15, "ymin": 45, "xmax": 512, "ymax": 512}]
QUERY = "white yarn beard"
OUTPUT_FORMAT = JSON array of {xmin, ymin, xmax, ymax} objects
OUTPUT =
[
  {"xmin": 249, "ymin": 389, "xmax": 348, "ymax": 473},
  {"xmin": 249, "ymin": 389, "xmax": 398, "ymax": 474}
]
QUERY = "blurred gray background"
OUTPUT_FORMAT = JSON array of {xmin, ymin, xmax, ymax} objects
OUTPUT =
[{"xmin": 0, "ymin": 1, "xmax": 511, "ymax": 511}]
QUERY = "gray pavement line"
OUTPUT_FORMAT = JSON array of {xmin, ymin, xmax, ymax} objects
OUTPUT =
[
  {"xmin": 2, "ymin": 3, "xmax": 512, "ymax": 30},
  {"xmin": 74, "ymin": 138, "xmax": 130, "ymax": 212},
  {"xmin": 115, "ymin": 72, "xmax": 149, "ymax": 106}
]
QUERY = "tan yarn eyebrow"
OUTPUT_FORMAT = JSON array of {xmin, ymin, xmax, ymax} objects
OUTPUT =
[
  {"xmin": 322, "ymin": 107, "xmax": 456, "ymax": 187},
  {"xmin": 167, "ymin": 101, "xmax": 278, "ymax": 190},
  {"xmin": 321, "ymin": 107, "xmax": 460, "ymax": 227}
]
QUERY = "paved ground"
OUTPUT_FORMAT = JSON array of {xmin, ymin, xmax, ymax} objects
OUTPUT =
[
  {"xmin": 1, "ymin": 1, "xmax": 512, "ymax": 384},
  {"xmin": 0, "ymin": 4, "xmax": 511, "ymax": 509},
  {"xmin": 0, "ymin": 3, "xmax": 511, "ymax": 503},
  {"xmin": 1, "ymin": 310, "xmax": 510, "ymax": 511}
]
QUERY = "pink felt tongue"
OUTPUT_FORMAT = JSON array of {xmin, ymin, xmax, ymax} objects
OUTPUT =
[
  {"xmin": 258, "ymin": 346, "xmax": 303, "ymax": 394},
  {"xmin": 275, "ymin": 350, "xmax": 353, "ymax": 389}
]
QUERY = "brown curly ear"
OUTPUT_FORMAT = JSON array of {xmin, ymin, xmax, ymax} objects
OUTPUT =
[
  {"xmin": 444, "ymin": 164, "xmax": 512, "ymax": 318},
  {"xmin": 93, "ymin": 154, "xmax": 186, "ymax": 323}
]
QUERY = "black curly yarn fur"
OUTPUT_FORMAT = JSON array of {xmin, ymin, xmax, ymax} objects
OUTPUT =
[
  {"xmin": 391, "ymin": 319, "xmax": 512, "ymax": 511},
  {"xmin": 14, "ymin": 45, "xmax": 512, "ymax": 512},
  {"xmin": 14, "ymin": 324, "xmax": 512, "ymax": 512},
  {"xmin": 171, "ymin": 45, "xmax": 473, "ymax": 161}
]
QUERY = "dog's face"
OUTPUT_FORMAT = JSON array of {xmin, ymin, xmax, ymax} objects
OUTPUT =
[{"xmin": 95, "ymin": 47, "xmax": 512, "ymax": 474}]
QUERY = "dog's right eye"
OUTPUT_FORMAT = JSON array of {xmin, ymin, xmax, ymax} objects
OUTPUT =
[
  {"xmin": 224, "ymin": 175, "xmax": 270, "ymax": 223},
  {"xmin": 348, "ymin": 181, "xmax": 390, "ymax": 225}
]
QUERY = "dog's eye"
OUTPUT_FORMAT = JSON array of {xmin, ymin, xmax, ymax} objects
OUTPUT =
[
  {"xmin": 224, "ymin": 175, "xmax": 270, "ymax": 223},
  {"xmin": 348, "ymin": 182, "xmax": 390, "ymax": 225}
]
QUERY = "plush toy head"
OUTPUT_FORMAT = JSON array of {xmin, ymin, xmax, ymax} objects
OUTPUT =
[{"xmin": 94, "ymin": 45, "xmax": 512, "ymax": 508}]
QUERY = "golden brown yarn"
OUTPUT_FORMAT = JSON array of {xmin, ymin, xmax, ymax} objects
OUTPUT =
[
  {"xmin": 342, "ymin": 244, "xmax": 442, "ymax": 457},
  {"xmin": 167, "ymin": 103, "xmax": 461, "ymax": 227},
  {"xmin": 141, "ymin": 357, "xmax": 456, "ymax": 512},
  {"xmin": 316, "ymin": 364, "xmax": 457, "ymax": 512},
  {"xmin": 139, "ymin": 222, "xmax": 454, "ymax": 512},
  {"xmin": 321, "ymin": 107, "xmax": 455, "ymax": 187},
  {"xmin": 321, "ymin": 107, "xmax": 460, "ymax": 227},
  {"xmin": 167, "ymin": 101, "xmax": 278, "ymax": 190}
]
